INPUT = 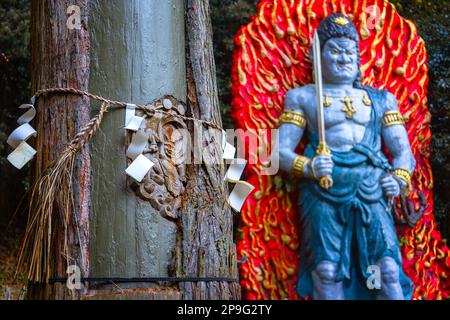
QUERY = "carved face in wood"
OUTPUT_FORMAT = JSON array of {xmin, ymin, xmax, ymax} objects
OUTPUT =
[{"xmin": 128, "ymin": 96, "xmax": 188, "ymax": 221}]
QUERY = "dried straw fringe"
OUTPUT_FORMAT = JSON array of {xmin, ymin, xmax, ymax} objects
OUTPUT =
[{"xmin": 16, "ymin": 102, "xmax": 109, "ymax": 283}]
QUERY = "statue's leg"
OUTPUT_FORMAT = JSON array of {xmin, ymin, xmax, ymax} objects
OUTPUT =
[
  {"xmin": 311, "ymin": 261, "xmax": 344, "ymax": 300},
  {"xmin": 376, "ymin": 256, "xmax": 404, "ymax": 300}
]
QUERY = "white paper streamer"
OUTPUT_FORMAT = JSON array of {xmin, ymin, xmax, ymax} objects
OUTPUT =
[
  {"xmin": 222, "ymin": 130, "xmax": 227, "ymax": 151},
  {"xmin": 125, "ymin": 103, "xmax": 137, "ymax": 126},
  {"xmin": 7, "ymin": 141, "xmax": 37, "ymax": 170},
  {"xmin": 125, "ymin": 103, "xmax": 145, "ymax": 131},
  {"xmin": 126, "ymin": 130, "xmax": 148, "ymax": 160},
  {"xmin": 7, "ymin": 100, "xmax": 37, "ymax": 169},
  {"xmin": 7, "ymin": 123, "xmax": 37, "ymax": 149},
  {"xmin": 125, "ymin": 115, "xmax": 145, "ymax": 132},
  {"xmin": 125, "ymin": 154, "xmax": 155, "ymax": 182},
  {"xmin": 224, "ymin": 158, "xmax": 247, "ymax": 182},
  {"xmin": 17, "ymin": 104, "xmax": 36, "ymax": 125},
  {"xmin": 228, "ymin": 181, "xmax": 255, "ymax": 212},
  {"xmin": 222, "ymin": 142, "xmax": 236, "ymax": 160}
]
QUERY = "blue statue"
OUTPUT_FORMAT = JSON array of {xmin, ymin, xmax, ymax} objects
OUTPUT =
[{"xmin": 278, "ymin": 13, "xmax": 416, "ymax": 300}]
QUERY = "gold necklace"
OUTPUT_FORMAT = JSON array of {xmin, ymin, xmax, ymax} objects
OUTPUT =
[
  {"xmin": 322, "ymin": 94, "xmax": 372, "ymax": 120},
  {"xmin": 341, "ymin": 96, "xmax": 356, "ymax": 119}
]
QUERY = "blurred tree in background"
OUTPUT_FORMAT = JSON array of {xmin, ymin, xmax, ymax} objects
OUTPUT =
[{"xmin": 0, "ymin": 0, "xmax": 448, "ymax": 267}]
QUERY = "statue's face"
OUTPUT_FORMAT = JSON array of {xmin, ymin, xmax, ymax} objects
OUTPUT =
[{"xmin": 321, "ymin": 37, "xmax": 359, "ymax": 85}]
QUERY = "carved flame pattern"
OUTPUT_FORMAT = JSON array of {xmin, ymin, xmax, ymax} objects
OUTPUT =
[{"xmin": 231, "ymin": 0, "xmax": 450, "ymax": 300}]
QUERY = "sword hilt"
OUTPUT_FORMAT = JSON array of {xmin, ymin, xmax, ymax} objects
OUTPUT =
[
  {"xmin": 316, "ymin": 142, "xmax": 334, "ymax": 190},
  {"xmin": 319, "ymin": 176, "xmax": 333, "ymax": 190}
]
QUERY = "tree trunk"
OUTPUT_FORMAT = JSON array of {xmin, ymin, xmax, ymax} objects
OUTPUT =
[
  {"xmin": 177, "ymin": 0, "xmax": 240, "ymax": 300},
  {"xmin": 27, "ymin": 0, "xmax": 90, "ymax": 299}
]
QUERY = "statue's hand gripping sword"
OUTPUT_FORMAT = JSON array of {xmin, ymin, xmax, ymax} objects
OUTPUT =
[{"xmin": 313, "ymin": 31, "xmax": 333, "ymax": 190}]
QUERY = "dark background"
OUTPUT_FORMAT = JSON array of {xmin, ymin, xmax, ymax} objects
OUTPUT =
[{"xmin": 0, "ymin": 0, "xmax": 448, "ymax": 296}]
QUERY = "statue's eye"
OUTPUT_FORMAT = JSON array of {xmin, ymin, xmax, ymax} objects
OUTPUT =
[
  {"xmin": 346, "ymin": 50, "xmax": 355, "ymax": 55},
  {"xmin": 331, "ymin": 49, "xmax": 339, "ymax": 55}
]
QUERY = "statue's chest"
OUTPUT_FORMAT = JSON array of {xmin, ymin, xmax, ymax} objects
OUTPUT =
[{"xmin": 322, "ymin": 95, "xmax": 372, "ymax": 128}]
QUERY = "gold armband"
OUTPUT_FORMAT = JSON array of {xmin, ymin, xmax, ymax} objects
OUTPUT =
[
  {"xmin": 382, "ymin": 110, "xmax": 405, "ymax": 128},
  {"xmin": 279, "ymin": 110, "xmax": 307, "ymax": 128},
  {"xmin": 292, "ymin": 155, "xmax": 310, "ymax": 177},
  {"xmin": 391, "ymin": 168, "xmax": 412, "ymax": 187}
]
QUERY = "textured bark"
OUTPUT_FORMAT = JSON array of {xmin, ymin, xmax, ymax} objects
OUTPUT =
[
  {"xmin": 27, "ymin": 0, "xmax": 90, "ymax": 299},
  {"xmin": 177, "ymin": 0, "xmax": 241, "ymax": 300}
]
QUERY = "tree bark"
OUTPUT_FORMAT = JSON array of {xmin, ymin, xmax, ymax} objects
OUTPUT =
[
  {"xmin": 177, "ymin": 0, "xmax": 241, "ymax": 300},
  {"xmin": 27, "ymin": 0, "xmax": 90, "ymax": 299}
]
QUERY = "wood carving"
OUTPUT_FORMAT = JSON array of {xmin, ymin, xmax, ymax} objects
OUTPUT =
[{"xmin": 129, "ymin": 96, "xmax": 188, "ymax": 221}]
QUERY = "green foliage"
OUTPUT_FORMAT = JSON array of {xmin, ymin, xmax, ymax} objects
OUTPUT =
[
  {"xmin": 0, "ymin": 0, "xmax": 31, "ymax": 123},
  {"xmin": 0, "ymin": 0, "xmax": 31, "ymax": 160},
  {"xmin": 211, "ymin": 0, "xmax": 259, "ymax": 129},
  {"xmin": 0, "ymin": 0, "xmax": 30, "ymax": 233}
]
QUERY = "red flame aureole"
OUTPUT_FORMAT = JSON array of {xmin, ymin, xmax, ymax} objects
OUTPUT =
[{"xmin": 231, "ymin": 0, "xmax": 450, "ymax": 300}]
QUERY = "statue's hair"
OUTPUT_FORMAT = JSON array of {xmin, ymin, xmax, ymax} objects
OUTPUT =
[{"xmin": 316, "ymin": 13, "xmax": 363, "ymax": 88}]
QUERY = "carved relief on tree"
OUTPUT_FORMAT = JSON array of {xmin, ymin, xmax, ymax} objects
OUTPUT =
[{"xmin": 127, "ymin": 96, "xmax": 188, "ymax": 221}]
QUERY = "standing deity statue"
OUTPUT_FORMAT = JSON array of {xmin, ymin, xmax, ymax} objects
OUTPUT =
[{"xmin": 278, "ymin": 13, "xmax": 416, "ymax": 300}]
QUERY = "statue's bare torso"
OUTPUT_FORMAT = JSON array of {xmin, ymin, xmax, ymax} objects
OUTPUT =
[{"xmin": 287, "ymin": 84, "xmax": 372, "ymax": 152}]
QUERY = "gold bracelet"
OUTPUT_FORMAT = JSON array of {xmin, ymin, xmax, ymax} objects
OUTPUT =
[
  {"xmin": 279, "ymin": 110, "xmax": 307, "ymax": 128},
  {"xmin": 292, "ymin": 155, "xmax": 310, "ymax": 177},
  {"xmin": 382, "ymin": 110, "xmax": 405, "ymax": 128},
  {"xmin": 391, "ymin": 168, "xmax": 412, "ymax": 187}
]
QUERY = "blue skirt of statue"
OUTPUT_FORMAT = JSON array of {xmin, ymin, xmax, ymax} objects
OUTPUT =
[{"xmin": 296, "ymin": 86, "xmax": 414, "ymax": 300}]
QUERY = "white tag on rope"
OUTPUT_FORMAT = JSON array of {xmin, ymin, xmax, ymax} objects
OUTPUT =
[
  {"xmin": 224, "ymin": 158, "xmax": 247, "ymax": 182},
  {"xmin": 222, "ymin": 142, "xmax": 236, "ymax": 160},
  {"xmin": 6, "ymin": 100, "xmax": 39, "ymax": 169},
  {"xmin": 125, "ymin": 103, "xmax": 145, "ymax": 131},
  {"xmin": 126, "ymin": 130, "xmax": 148, "ymax": 160},
  {"xmin": 7, "ymin": 141, "xmax": 37, "ymax": 170},
  {"xmin": 125, "ymin": 154, "xmax": 154, "ymax": 182},
  {"xmin": 125, "ymin": 115, "xmax": 145, "ymax": 131},
  {"xmin": 222, "ymin": 130, "xmax": 227, "ymax": 151},
  {"xmin": 125, "ymin": 103, "xmax": 137, "ymax": 126},
  {"xmin": 7, "ymin": 123, "xmax": 37, "ymax": 148},
  {"xmin": 227, "ymin": 181, "xmax": 255, "ymax": 212},
  {"xmin": 17, "ymin": 104, "xmax": 36, "ymax": 125}
]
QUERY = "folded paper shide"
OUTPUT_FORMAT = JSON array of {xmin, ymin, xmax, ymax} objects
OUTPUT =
[
  {"xmin": 125, "ymin": 107, "xmax": 155, "ymax": 182},
  {"xmin": 7, "ymin": 98, "xmax": 37, "ymax": 169},
  {"xmin": 222, "ymin": 131, "xmax": 255, "ymax": 212}
]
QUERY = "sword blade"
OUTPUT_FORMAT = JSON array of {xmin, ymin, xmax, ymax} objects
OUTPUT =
[{"xmin": 313, "ymin": 31, "xmax": 326, "ymax": 143}]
